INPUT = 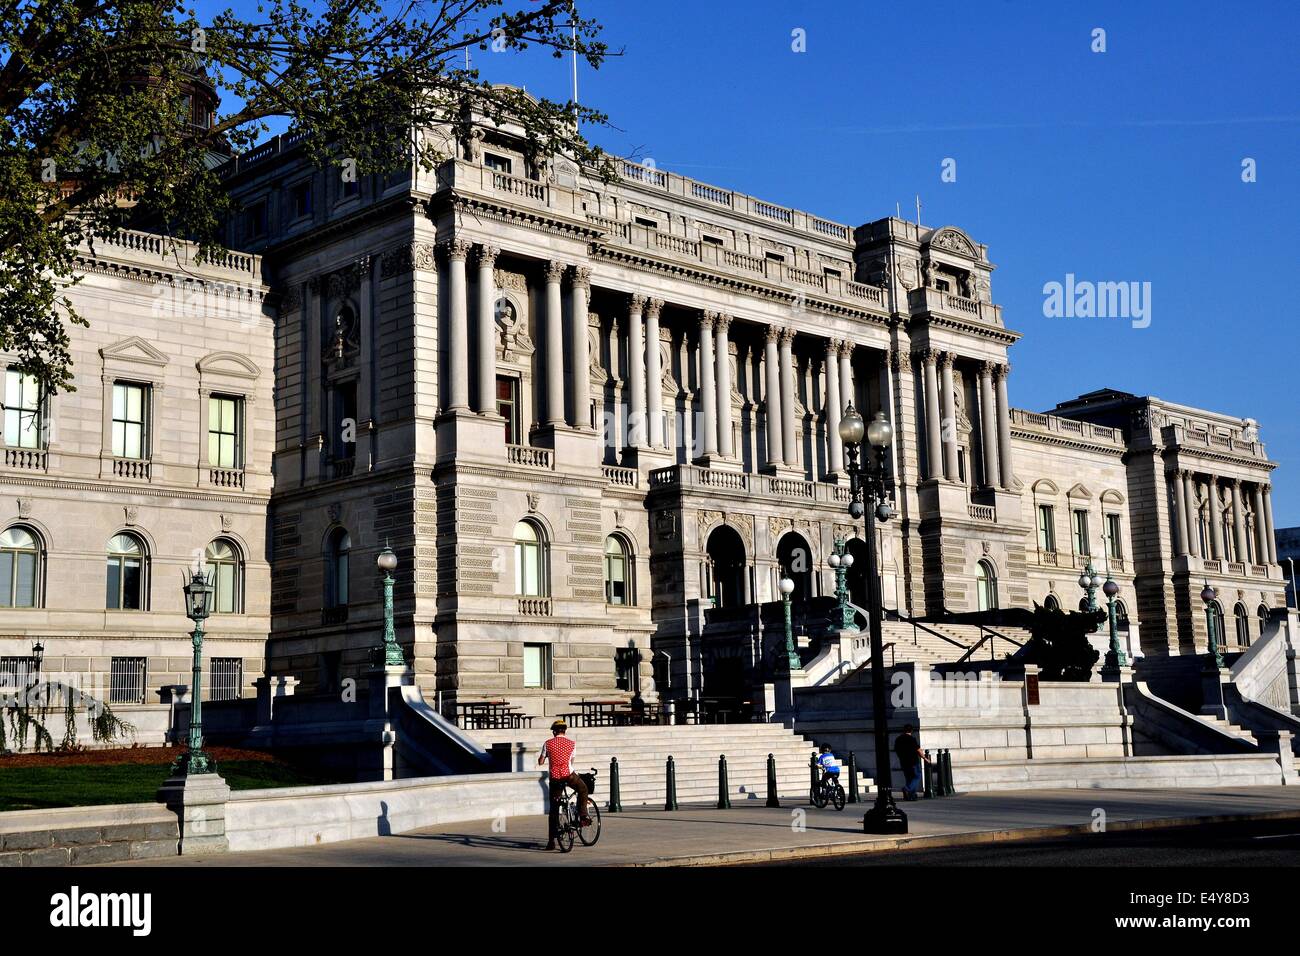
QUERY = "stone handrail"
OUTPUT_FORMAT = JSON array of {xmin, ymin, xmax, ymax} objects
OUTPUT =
[
  {"xmin": 967, "ymin": 503, "xmax": 996, "ymax": 522},
  {"xmin": 507, "ymin": 444, "xmax": 553, "ymax": 470},
  {"xmin": 112, "ymin": 458, "xmax": 150, "ymax": 480},
  {"xmin": 1009, "ymin": 408, "xmax": 1124, "ymax": 446},
  {"xmin": 602, "ymin": 464, "xmax": 638, "ymax": 488},
  {"xmin": 517, "ymin": 597, "xmax": 552, "ymax": 617},
  {"xmin": 209, "ymin": 466, "xmax": 245, "ymax": 488},
  {"xmin": 2, "ymin": 447, "xmax": 47, "ymax": 471}
]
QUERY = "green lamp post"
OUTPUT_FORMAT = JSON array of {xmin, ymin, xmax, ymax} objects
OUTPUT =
[
  {"xmin": 779, "ymin": 576, "xmax": 799, "ymax": 671},
  {"xmin": 172, "ymin": 568, "xmax": 215, "ymax": 776},
  {"xmin": 1077, "ymin": 561, "xmax": 1104, "ymax": 632},
  {"xmin": 377, "ymin": 544, "xmax": 404, "ymax": 666},
  {"xmin": 1201, "ymin": 582, "xmax": 1223, "ymax": 669},
  {"xmin": 828, "ymin": 539, "xmax": 859, "ymax": 632},
  {"xmin": 1102, "ymin": 577, "xmax": 1127, "ymax": 668}
]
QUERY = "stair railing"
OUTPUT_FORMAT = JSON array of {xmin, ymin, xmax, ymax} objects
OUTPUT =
[
  {"xmin": 884, "ymin": 609, "xmax": 971, "ymax": 652},
  {"xmin": 954, "ymin": 625, "xmax": 1026, "ymax": 666}
]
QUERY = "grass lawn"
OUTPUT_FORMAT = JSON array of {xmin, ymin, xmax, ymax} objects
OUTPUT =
[{"xmin": 0, "ymin": 749, "xmax": 341, "ymax": 812}]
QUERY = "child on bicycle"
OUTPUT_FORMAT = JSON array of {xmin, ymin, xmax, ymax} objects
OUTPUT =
[
  {"xmin": 539, "ymin": 719, "xmax": 590, "ymax": 850},
  {"xmin": 816, "ymin": 744, "xmax": 842, "ymax": 787}
]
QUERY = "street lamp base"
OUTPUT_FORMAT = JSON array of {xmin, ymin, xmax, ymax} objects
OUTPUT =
[
  {"xmin": 863, "ymin": 797, "xmax": 909, "ymax": 835},
  {"xmin": 168, "ymin": 747, "xmax": 216, "ymax": 777}
]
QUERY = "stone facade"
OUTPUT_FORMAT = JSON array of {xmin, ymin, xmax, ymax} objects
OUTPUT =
[{"xmin": 1, "ymin": 94, "xmax": 1286, "ymax": 720}]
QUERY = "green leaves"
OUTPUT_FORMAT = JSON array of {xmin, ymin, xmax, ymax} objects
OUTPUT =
[{"xmin": 1, "ymin": 0, "xmax": 613, "ymax": 394}]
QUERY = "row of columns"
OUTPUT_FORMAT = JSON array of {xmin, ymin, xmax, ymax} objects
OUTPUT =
[
  {"xmin": 1172, "ymin": 471, "xmax": 1277, "ymax": 564},
  {"xmin": 918, "ymin": 350, "xmax": 1014, "ymax": 489}
]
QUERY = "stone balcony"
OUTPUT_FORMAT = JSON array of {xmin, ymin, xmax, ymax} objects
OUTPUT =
[
  {"xmin": 1010, "ymin": 408, "xmax": 1125, "ymax": 449},
  {"xmin": 647, "ymin": 463, "xmax": 851, "ymax": 507},
  {"xmin": 1162, "ymin": 423, "xmax": 1269, "ymax": 462},
  {"xmin": 908, "ymin": 286, "xmax": 1004, "ymax": 328}
]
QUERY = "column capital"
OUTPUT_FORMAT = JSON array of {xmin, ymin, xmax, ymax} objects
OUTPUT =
[
  {"xmin": 824, "ymin": 337, "xmax": 838, "ymax": 356},
  {"xmin": 994, "ymin": 362, "xmax": 1010, "ymax": 380},
  {"xmin": 645, "ymin": 297, "xmax": 664, "ymax": 318},
  {"xmin": 1231, "ymin": 477, "xmax": 1243, "ymax": 489},
  {"xmin": 441, "ymin": 237, "xmax": 472, "ymax": 261},
  {"xmin": 887, "ymin": 348, "xmax": 901, "ymax": 372},
  {"xmin": 715, "ymin": 313, "xmax": 732, "ymax": 334},
  {"xmin": 938, "ymin": 350, "xmax": 954, "ymax": 370},
  {"xmin": 570, "ymin": 265, "xmax": 592, "ymax": 289},
  {"xmin": 979, "ymin": 359, "xmax": 997, "ymax": 376},
  {"xmin": 477, "ymin": 244, "xmax": 500, "ymax": 268},
  {"xmin": 837, "ymin": 339, "xmax": 852, "ymax": 357},
  {"xmin": 628, "ymin": 293, "xmax": 646, "ymax": 313},
  {"xmin": 544, "ymin": 260, "xmax": 567, "ymax": 282},
  {"xmin": 766, "ymin": 324, "xmax": 781, "ymax": 344},
  {"xmin": 917, "ymin": 347, "xmax": 939, "ymax": 365},
  {"xmin": 1263, "ymin": 483, "xmax": 1273, "ymax": 495},
  {"xmin": 779, "ymin": 326, "xmax": 796, "ymax": 345},
  {"xmin": 699, "ymin": 310, "xmax": 716, "ymax": 332}
]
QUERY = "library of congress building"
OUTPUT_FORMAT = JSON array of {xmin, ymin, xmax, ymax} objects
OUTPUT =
[{"xmin": 0, "ymin": 94, "xmax": 1287, "ymax": 719}]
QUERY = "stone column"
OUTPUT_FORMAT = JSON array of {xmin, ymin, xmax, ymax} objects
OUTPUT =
[
  {"xmin": 1231, "ymin": 480, "xmax": 1248, "ymax": 563},
  {"xmin": 978, "ymin": 362, "xmax": 1000, "ymax": 489},
  {"xmin": 779, "ymin": 328, "xmax": 798, "ymax": 467},
  {"xmin": 627, "ymin": 295, "xmax": 647, "ymax": 447},
  {"xmin": 938, "ymin": 352, "xmax": 959, "ymax": 480},
  {"xmin": 824, "ymin": 339, "xmax": 843, "ymax": 474},
  {"xmin": 764, "ymin": 326, "xmax": 783, "ymax": 467},
  {"xmin": 569, "ymin": 266, "xmax": 591, "ymax": 429},
  {"xmin": 645, "ymin": 299, "xmax": 665, "ymax": 448},
  {"xmin": 1208, "ymin": 477, "xmax": 1225, "ymax": 559},
  {"xmin": 1264, "ymin": 485, "xmax": 1278, "ymax": 563},
  {"xmin": 444, "ymin": 238, "xmax": 471, "ymax": 412},
  {"xmin": 839, "ymin": 341, "xmax": 855, "ymax": 412},
  {"xmin": 543, "ymin": 260, "xmax": 566, "ymax": 426},
  {"xmin": 920, "ymin": 349, "xmax": 942, "ymax": 480},
  {"xmin": 475, "ymin": 245, "xmax": 499, "ymax": 415},
  {"xmin": 1252, "ymin": 483, "xmax": 1268, "ymax": 565},
  {"xmin": 697, "ymin": 312, "xmax": 717, "ymax": 458},
  {"xmin": 1173, "ymin": 471, "xmax": 1190, "ymax": 556},
  {"xmin": 715, "ymin": 315, "xmax": 733, "ymax": 458},
  {"xmin": 995, "ymin": 364, "xmax": 1015, "ymax": 490},
  {"xmin": 1183, "ymin": 472, "xmax": 1200, "ymax": 557}
]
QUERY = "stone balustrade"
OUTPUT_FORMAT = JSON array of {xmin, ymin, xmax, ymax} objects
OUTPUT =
[
  {"xmin": 506, "ymin": 444, "xmax": 554, "ymax": 470},
  {"xmin": 3, "ymin": 447, "xmax": 47, "ymax": 471},
  {"xmin": 112, "ymin": 458, "xmax": 151, "ymax": 480},
  {"xmin": 601, "ymin": 464, "xmax": 638, "ymax": 488},
  {"xmin": 517, "ymin": 597, "xmax": 552, "ymax": 617},
  {"xmin": 209, "ymin": 466, "xmax": 245, "ymax": 489}
]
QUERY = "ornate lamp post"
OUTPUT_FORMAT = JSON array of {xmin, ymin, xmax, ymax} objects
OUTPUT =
[
  {"xmin": 778, "ymin": 576, "xmax": 799, "ymax": 671},
  {"xmin": 839, "ymin": 403, "xmax": 907, "ymax": 835},
  {"xmin": 172, "ymin": 568, "xmax": 215, "ymax": 776},
  {"xmin": 377, "ymin": 544, "xmax": 404, "ymax": 666},
  {"xmin": 828, "ymin": 540, "xmax": 858, "ymax": 632},
  {"xmin": 29, "ymin": 640, "xmax": 43, "ymax": 687},
  {"xmin": 1077, "ymin": 561, "xmax": 1104, "ymax": 631},
  {"xmin": 1201, "ymin": 582, "xmax": 1223, "ymax": 669},
  {"xmin": 1102, "ymin": 578, "xmax": 1127, "ymax": 668}
]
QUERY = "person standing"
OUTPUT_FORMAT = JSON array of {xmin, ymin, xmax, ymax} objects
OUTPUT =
[
  {"xmin": 893, "ymin": 724, "xmax": 930, "ymax": 801},
  {"xmin": 538, "ymin": 719, "xmax": 590, "ymax": 850}
]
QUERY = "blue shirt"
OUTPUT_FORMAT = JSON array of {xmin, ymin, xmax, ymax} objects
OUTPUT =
[{"xmin": 817, "ymin": 753, "xmax": 841, "ymax": 775}]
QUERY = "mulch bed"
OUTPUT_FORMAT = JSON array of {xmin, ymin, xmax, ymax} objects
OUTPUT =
[{"xmin": 0, "ymin": 746, "xmax": 278, "ymax": 770}]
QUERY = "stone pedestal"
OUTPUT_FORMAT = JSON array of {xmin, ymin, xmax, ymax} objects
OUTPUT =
[
  {"xmin": 156, "ymin": 772, "xmax": 231, "ymax": 856},
  {"xmin": 694, "ymin": 453, "xmax": 743, "ymax": 471},
  {"xmin": 1099, "ymin": 663, "xmax": 1133, "ymax": 684},
  {"xmin": 621, "ymin": 445, "xmax": 673, "ymax": 471},
  {"xmin": 435, "ymin": 408, "xmax": 506, "ymax": 465},
  {"xmin": 772, "ymin": 668, "xmax": 807, "ymax": 718},
  {"xmin": 255, "ymin": 674, "xmax": 298, "ymax": 725},
  {"xmin": 532, "ymin": 423, "xmax": 601, "ymax": 475},
  {"xmin": 1199, "ymin": 665, "xmax": 1231, "ymax": 720}
]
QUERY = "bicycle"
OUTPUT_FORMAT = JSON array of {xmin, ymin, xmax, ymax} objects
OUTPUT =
[
  {"xmin": 812, "ymin": 771, "xmax": 846, "ymax": 811},
  {"xmin": 554, "ymin": 768, "xmax": 602, "ymax": 852}
]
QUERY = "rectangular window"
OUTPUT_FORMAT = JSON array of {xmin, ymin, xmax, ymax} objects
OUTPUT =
[
  {"xmin": 210, "ymin": 658, "xmax": 243, "ymax": 701},
  {"xmin": 245, "ymin": 200, "xmax": 268, "ymax": 239},
  {"xmin": 496, "ymin": 376, "xmax": 520, "ymax": 444},
  {"xmin": 208, "ymin": 395, "xmax": 243, "ymax": 469},
  {"xmin": 1106, "ymin": 514, "xmax": 1123, "ymax": 560},
  {"xmin": 0, "ymin": 656, "xmax": 38, "ymax": 691},
  {"xmin": 1037, "ymin": 505, "xmax": 1056, "ymax": 552},
  {"xmin": 1073, "ymin": 509, "xmax": 1091, "ymax": 556},
  {"xmin": 291, "ymin": 180, "xmax": 313, "ymax": 219},
  {"xmin": 111, "ymin": 382, "xmax": 149, "ymax": 459},
  {"xmin": 615, "ymin": 647, "xmax": 638, "ymax": 692},
  {"xmin": 523, "ymin": 644, "xmax": 551, "ymax": 689},
  {"xmin": 765, "ymin": 251, "xmax": 785, "ymax": 263},
  {"xmin": 484, "ymin": 152, "xmax": 513, "ymax": 174},
  {"xmin": 4, "ymin": 368, "xmax": 43, "ymax": 448},
  {"xmin": 634, "ymin": 216, "xmax": 659, "ymax": 229},
  {"xmin": 823, "ymin": 267, "xmax": 842, "ymax": 279},
  {"xmin": 109, "ymin": 657, "xmax": 147, "ymax": 704},
  {"xmin": 333, "ymin": 383, "xmax": 357, "ymax": 460},
  {"xmin": 701, "ymin": 234, "xmax": 724, "ymax": 246},
  {"xmin": 936, "ymin": 278, "xmax": 951, "ymax": 293}
]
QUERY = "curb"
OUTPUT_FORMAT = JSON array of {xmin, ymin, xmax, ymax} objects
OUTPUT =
[{"xmin": 620, "ymin": 807, "xmax": 1300, "ymax": 867}]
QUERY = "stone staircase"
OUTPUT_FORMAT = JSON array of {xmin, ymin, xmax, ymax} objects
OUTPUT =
[
  {"xmin": 1194, "ymin": 714, "xmax": 1258, "ymax": 746},
  {"xmin": 874, "ymin": 621, "xmax": 1031, "ymax": 669},
  {"xmin": 476, "ymin": 723, "xmax": 873, "ymax": 807}
]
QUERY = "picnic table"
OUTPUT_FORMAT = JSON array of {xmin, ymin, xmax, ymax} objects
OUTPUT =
[
  {"xmin": 456, "ymin": 700, "xmax": 533, "ymax": 730},
  {"xmin": 565, "ymin": 700, "xmax": 628, "ymax": 727}
]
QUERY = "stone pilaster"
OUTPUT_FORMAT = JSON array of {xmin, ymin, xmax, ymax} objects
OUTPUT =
[
  {"xmin": 696, "ymin": 311, "xmax": 717, "ymax": 458},
  {"xmin": 443, "ymin": 238, "xmax": 471, "ymax": 412},
  {"xmin": 1174, "ymin": 470, "xmax": 1190, "ymax": 556},
  {"xmin": 920, "ymin": 349, "xmax": 942, "ymax": 480},
  {"xmin": 995, "ymin": 363, "xmax": 1014, "ymax": 490},
  {"xmin": 764, "ymin": 326, "xmax": 783, "ymax": 467},
  {"xmin": 715, "ymin": 314, "xmax": 733, "ymax": 458},
  {"xmin": 978, "ymin": 361, "xmax": 1000, "ymax": 489},
  {"xmin": 645, "ymin": 298, "xmax": 665, "ymax": 449},
  {"xmin": 1231, "ymin": 479, "xmax": 1247, "ymax": 563},
  {"xmin": 1184, "ymin": 472, "xmax": 1201, "ymax": 557},
  {"xmin": 627, "ymin": 294, "xmax": 647, "ymax": 448},
  {"xmin": 1264, "ymin": 484, "xmax": 1278, "ymax": 563},
  {"xmin": 475, "ymin": 244, "xmax": 499, "ymax": 416},
  {"xmin": 543, "ymin": 260, "xmax": 565, "ymax": 426},
  {"xmin": 824, "ymin": 338, "xmax": 842, "ymax": 475},
  {"xmin": 779, "ymin": 327, "xmax": 798, "ymax": 467},
  {"xmin": 1208, "ymin": 476, "xmax": 1224, "ymax": 559},
  {"xmin": 569, "ymin": 266, "xmax": 592, "ymax": 429},
  {"xmin": 938, "ymin": 352, "xmax": 958, "ymax": 480}
]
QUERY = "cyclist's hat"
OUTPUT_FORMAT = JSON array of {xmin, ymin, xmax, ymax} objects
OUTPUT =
[{"xmin": 550, "ymin": 719, "xmax": 567, "ymax": 732}]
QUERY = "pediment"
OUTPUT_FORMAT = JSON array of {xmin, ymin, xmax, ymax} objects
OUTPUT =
[
  {"xmin": 197, "ymin": 351, "xmax": 261, "ymax": 379},
  {"xmin": 927, "ymin": 227, "xmax": 979, "ymax": 259},
  {"xmin": 100, "ymin": 336, "xmax": 170, "ymax": 368},
  {"xmin": 1031, "ymin": 478, "xmax": 1059, "ymax": 496},
  {"xmin": 1066, "ymin": 482, "xmax": 1093, "ymax": 500}
]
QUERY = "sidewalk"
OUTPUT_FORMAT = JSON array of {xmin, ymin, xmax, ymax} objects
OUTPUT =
[{"xmin": 119, "ymin": 787, "xmax": 1300, "ymax": 867}]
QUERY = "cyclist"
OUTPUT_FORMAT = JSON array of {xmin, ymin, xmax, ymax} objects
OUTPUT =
[
  {"xmin": 538, "ymin": 719, "xmax": 590, "ymax": 850},
  {"xmin": 816, "ymin": 744, "xmax": 842, "ymax": 789}
]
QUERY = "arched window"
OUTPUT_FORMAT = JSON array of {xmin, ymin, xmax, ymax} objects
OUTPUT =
[
  {"xmin": 976, "ymin": 560, "xmax": 998, "ymax": 611},
  {"xmin": 0, "ymin": 526, "xmax": 40, "ymax": 608},
  {"xmin": 514, "ymin": 520, "xmax": 547, "ymax": 596},
  {"xmin": 106, "ymin": 533, "xmax": 146, "ymax": 610},
  {"xmin": 1043, "ymin": 593, "xmax": 1061, "ymax": 612},
  {"xmin": 604, "ymin": 535, "xmax": 631, "ymax": 606},
  {"xmin": 1115, "ymin": 600, "xmax": 1130, "ymax": 632},
  {"xmin": 1209, "ymin": 601, "xmax": 1226, "ymax": 647},
  {"xmin": 1258, "ymin": 603, "xmax": 1271, "ymax": 637},
  {"xmin": 327, "ymin": 529, "xmax": 351, "ymax": 608},
  {"xmin": 205, "ymin": 538, "xmax": 243, "ymax": 614},
  {"xmin": 1234, "ymin": 602, "xmax": 1250, "ymax": 647}
]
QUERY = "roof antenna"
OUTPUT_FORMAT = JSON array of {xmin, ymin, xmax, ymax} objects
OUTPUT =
[
  {"xmin": 570, "ymin": 3, "xmax": 579, "ymax": 104},
  {"xmin": 915, "ymin": 194, "xmax": 922, "ymax": 227}
]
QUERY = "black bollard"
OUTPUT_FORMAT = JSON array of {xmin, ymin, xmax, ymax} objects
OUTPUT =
[
  {"xmin": 847, "ymin": 752, "xmax": 860, "ymax": 804},
  {"xmin": 607, "ymin": 757, "xmax": 622, "ymax": 813},
  {"xmin": 765, "ymin": 753, "xmax": 780, "ymax": 807},
  {"xmin": 664, "ymin": 755, "xmax": 678, "ymax": 811},
  {"xmin": 943, "ymin": 749, "xmax": 956, "ymax": 796},
  {"xmin": 717, "ymin": 754, "xmax": 731, "ymax": 809},
  {"xmin": 809, "ymin": 751, "xmax": 819, "ymax": 805},
  {"xmin": 923, "ymin": 750, "xmax": 934, "ymax": 799}
]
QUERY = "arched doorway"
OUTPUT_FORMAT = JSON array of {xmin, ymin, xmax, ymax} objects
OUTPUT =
[
  {"xmin": 776, "ymin": 532, "xmax": 813, "ymax": 602},
  {"xmin": 706, "ymin": 525, "xmax": 747, "ymax": 608},
  {"xmin": 976, "ymin": 560, "xmax": 998, "ymax": 611},
  {"xmin": 845, "ymin": 538, "xmax": 868, "ymax": 609},
  {"xmin": 1043, "ymin": 593, "xmax": 1061, "ymax": 612}
]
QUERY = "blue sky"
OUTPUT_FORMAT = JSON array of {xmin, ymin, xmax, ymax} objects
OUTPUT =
[{"xmin": 219, "ymin": 0, "xmax": 1300, "ymax": 522}]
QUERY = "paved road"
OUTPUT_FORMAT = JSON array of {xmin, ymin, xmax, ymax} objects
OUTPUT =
[
  {"xmin": 759, "ymin": 817, "xmax": 1300, "ymax": 866},
  {"xmin": 116, "ymin": 787, "xmax": 1300, "ymax": 867}
]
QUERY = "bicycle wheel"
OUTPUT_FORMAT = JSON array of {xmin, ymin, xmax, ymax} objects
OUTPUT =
[
  {"xmin": 578, "ymin": 802, "xmax": 602, "ymax": 846},
  {"xmin": 812, "ymin": 783, "xmax": 828, "ymax": 809},
  {"xmin": 830, "ymin": 780, "xmax": 846, "ymax": 811}
]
